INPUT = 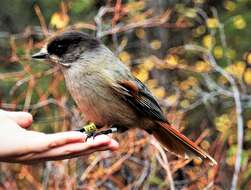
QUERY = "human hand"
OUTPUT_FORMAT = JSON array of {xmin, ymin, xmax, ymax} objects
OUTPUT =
[{"xmin": 0, "ymin": 110, "xmax": 119, "ymax": 164}]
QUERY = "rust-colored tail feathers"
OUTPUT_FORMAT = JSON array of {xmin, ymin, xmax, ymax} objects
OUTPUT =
[{"xmin": 153, "ymin": 122, "xmax": 217, "ymax": 165}]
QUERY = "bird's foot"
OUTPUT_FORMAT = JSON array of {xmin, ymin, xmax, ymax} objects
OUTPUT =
[
  {"xmin": 85, "ymin": 127, "xmax": 118, "ymax": 141},
  {"xmin": 76, "ymin": 123, "xmax": 98, "ymax": 141},
  {"xmin": 77, "ymin": 124, "xmax": 125, "ymax": 141},
  {"xmin": 85, "ymin": 132, "xmax": 95, "ymax": 141}
]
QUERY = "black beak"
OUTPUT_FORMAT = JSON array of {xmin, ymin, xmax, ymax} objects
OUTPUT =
[{"xmin": 32, "ymin": 49, "xmax": 48, "ymax": 59}]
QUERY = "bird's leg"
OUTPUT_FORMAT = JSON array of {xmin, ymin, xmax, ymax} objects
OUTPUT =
[
  {"xmin": 77, "ymin": 123, "xmax": 128, "ymax": 140},
  {"xmin": 93, "ymin": 125, "xmax": 129, "ymax": 136},
  {"xmin": 92, "ymin": 127, "xmax": 118, "ymax": 138},
  {"xmin": 76, "ymin": 123, "xmax": 98, "ymax": 141},
  {"xmin": 91, "ymin": 125, "xmax": 129, "ymax": 138}
]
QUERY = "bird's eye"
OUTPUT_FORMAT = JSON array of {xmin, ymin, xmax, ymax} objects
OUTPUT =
[{"xmin": 47, "ymin": 40, "xmax": 70, "ymax": 57}]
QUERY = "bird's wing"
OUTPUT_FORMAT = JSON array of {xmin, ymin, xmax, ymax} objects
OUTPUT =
[
  {"xmin": 110, "ymin": 76, "xmax": 217, "ymax": 165},
  {"xmin": 110, "ymin": 77, "xmax": 167, "ymax": 122}
]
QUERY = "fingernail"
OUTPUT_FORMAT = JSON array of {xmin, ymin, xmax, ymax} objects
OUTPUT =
[{"xmin": 109, "ymin": 140, "xmax": 119, "ymax": 150}]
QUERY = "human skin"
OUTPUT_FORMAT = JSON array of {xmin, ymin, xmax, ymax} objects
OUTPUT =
[{"xmin": 0, "ymin": 109, "xmax": 119, "ymax": 164}]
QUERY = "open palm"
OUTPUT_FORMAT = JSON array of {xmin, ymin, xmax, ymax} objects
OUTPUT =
[{"xmin": 0, "ymin": 110, "xmax": 118, "ymax": 164}]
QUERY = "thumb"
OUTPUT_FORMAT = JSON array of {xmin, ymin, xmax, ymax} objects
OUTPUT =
[{"xmin": 0, "ymin": 110, "xmax": 33, "ymax": 128}]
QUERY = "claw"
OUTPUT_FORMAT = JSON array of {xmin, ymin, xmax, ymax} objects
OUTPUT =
[
  {"xmin": 76, "ymin": 123, "xmax": 97, "ymax": 142},
  {"xmin": 85, "ymin": 132, "xmax": 95, "ymax": 142}
]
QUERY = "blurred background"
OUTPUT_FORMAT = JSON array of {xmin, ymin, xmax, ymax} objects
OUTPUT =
[{"xmin": 0, "ymin": 0, "xmax": 251, "ymax": 189}]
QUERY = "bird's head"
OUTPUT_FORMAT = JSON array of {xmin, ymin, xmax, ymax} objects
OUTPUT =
[{"xmin": 32, "ymin": 31, "xmax": 100, "ymax": 67}]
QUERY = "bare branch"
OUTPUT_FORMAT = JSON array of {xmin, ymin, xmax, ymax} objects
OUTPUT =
[
  {"xmin": 185, "ymin": 44, "xmax": 244, "ymax": 190},
  {"xmin": 151, "ymin": 138, "xmax": 175, "ymax": 190}
]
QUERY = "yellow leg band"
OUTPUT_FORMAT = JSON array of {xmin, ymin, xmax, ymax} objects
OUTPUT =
[{"xmin": 82, "ymin": 123, "xmax": 97, "ymax": 133}]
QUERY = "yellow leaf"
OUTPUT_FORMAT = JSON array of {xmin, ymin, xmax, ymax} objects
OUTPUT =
[
  {"xmin": 146, "ymin": 79, "xmax": 158, "ymax": 89},
  {"xmin": 246, "ymin": 120, "xmax": 251, "ymax": 129},
  {"xmin": 180, "ymin": 99, "xmax": 190, "ymax": 109},
  {"xmin": 133, "ymin": 68, "xmax": 149, "ymax": 82},
  {"xmin": 150, "ymin": 40, "xmax": 162, "ymax": 50},
  {"xmin": 224, "ymin": 1, "xmax": 236, "ymax": 12},
  {"xmin": 206, "ymin": 18, "xmax": 219, "ymax": 28},
  {"xmin": 202, "ymin": 35, "xmax": 215, "ymax": 49},
  {"xmin": 246, "ymin": 52, "xmax": 251, "ymax": 65},
  {"xmin": 193, "ymin": 25, "xmax": 206, "ymax": 37},
  {"xmin": 142, "ymin": 58, "xmax": 155, "ymax": 71},
  {"xmin": 213, "ymin": 46, "xmax": 223, "ymax": 59},
  {"xmin": 179, "ymin": 77, "xmax": 198, "ymax": 91},
  {"xmin": 50, "ymin": 12, "xmax": 69, "ymax": 29},
  {"xmin": 195, "ymin": 61, "xmax": 211, "ymax": 72},
  {"xmin": 180, "ymin": 81, "xmax": 190, "ymax": 91},
  {"xmin": 135, "ymin": 29, "xmax": 145, "ymax": 39},
  {"xmin": 226, "ymin": 61, "xmax": 245, "ymax": 79},
  {"xmin": 187, "ymin": 76, "xmax": 198, "ymax": 86},
  {"xmin": 244, "ymin": 69, "xmax": 251, "ymax": 85},
  {"xmin": 226, "ymin": 48, "xmax": 236, "ymax": 60},
  {"xmin": 125, "ymin": 1, "xmax": 145, "ymax": 12},
  {"xmin": 165, "ymin": 55, "xmax": 179, "ymax": 68},
  {"xmin": 166, "ymin": 95, "xmax": 178, "ymax": 105},
  {"xmin": 119, "ymin": 51, "xmax": 131, "ymax": 65},
  {"xmin": 233, "ymin": 15, "xmax": 246, "ymax": 30},
  {"xmin": 152, "ymin": 87, "xmax": 166, "ymax": 99},
  {"xmin": 184, "ymin": 8, "xmax": 197, "ymax": 18},
  {"xmin": 215, "ymin": 114, "xmax": 231, "ymax": 132},
  {"xmin": 235, "ymin": 61, "xmax": 246, "ymax": 76}
]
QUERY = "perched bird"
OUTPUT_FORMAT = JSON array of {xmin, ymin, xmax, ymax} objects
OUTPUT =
[{"xmin": 32, "ymin": 31, "xmax": 217, "ymax": 165}]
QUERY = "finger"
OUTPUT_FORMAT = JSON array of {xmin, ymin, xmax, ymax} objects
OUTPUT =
[
  {"xmin": 13, "ymin": 131, "xmax": 86, "ymax": 156},
  {"xmin": 70, "ymin": 136, "xmax": 119, "ymax": 155},
  {"xmin": 46, "ymin": 131, "xmax": 86, "ymax": 147},
  {"xmin": 105, "ymin": 138, "xmax": 119, "ymax": 151},
  {"xmin": 45, "ymin": 144, "xmax": 113, "ymax": 161},
  {"xmin": 9, "ymin": 145, "xmax": 114, "ymax": 164},
  {"xmin": 80, "ymin": 139, "xmax": 119, "ymax": 155},
  {"xmin": 16, "ymin": 135, "xmax": 116, "ymax": 161},
  {"xmin": 47, "ymin": 136, "xmax": 119, "ymax": 160},
  {"xmin": 55, "ymin": 144, "xmax": 115, "ymax": 160},
  {"xmin": 0, "ymin": 110, "xmax": 33, "ymax": 128},
  {"xmin": 36, "ymin": 131, "xmax": 87, "ymax": 152},
  {"xmin": 36, "ymin": 134, "xmax": 112, "ymax": 158}
]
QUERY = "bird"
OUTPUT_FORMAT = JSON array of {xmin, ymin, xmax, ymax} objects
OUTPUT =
[{"xmin": 32, "ymin": 31, "xmax": 217, "ymax": 165}]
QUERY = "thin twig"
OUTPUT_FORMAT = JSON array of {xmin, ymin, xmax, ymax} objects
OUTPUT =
[
  {"xmin": 133, "ymin": 160, "xmax": 150, "ymax": 189},
  {"xmin": 99, "ymin": 9, "xmax": 173, "ymax": 37},
  {"xmin": 185, "ymin": 44, "xmax": 244, "ymax": 190},
  {"xmin": 151, "ymin": 138, "xmax": 175, "ymax": 190},
  {"xmin": 34, "ymin": 5, "xmax": 49, "ymax": 35},
  {"xmin": 10, "ymin": 67, "xmax": 59, "ymax": 95},
  {"xmin": 42, "ymin": 162, "xmax": 52, "ymax": 189},
  {"xmin": 207, "ymin": 54, "xmax": 243, "ymax": 190},
  {"xmin": 94, "ymin": 6, "xmax": 113, "ymax": 38}
]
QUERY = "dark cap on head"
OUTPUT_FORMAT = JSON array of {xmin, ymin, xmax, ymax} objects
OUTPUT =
[{"xmin": 46, "ymin": 31, "xmax": 100, "ymax": 57}]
